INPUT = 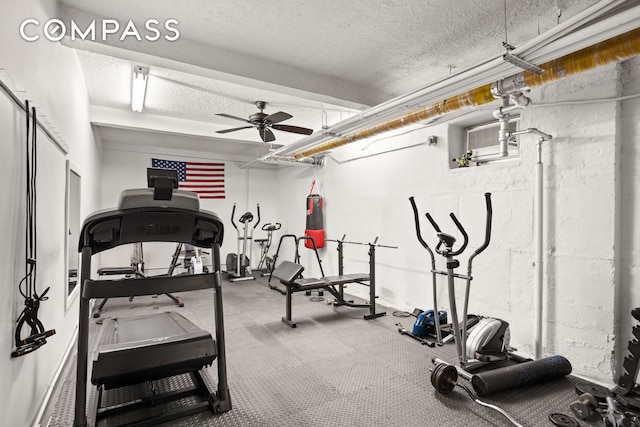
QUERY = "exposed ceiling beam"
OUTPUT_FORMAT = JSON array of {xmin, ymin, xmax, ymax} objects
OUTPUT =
[
  {"xmin": 90, "ymin": 105, "xmax": 270, "ymax": 146},
  {"xmin": 59, "ymin": 5, "xmax": 382, "ymax": 110}
]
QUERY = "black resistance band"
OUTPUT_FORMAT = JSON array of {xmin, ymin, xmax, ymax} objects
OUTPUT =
[{"xmin": 12, "ymin": 102, "xmax": 56, "ymax": 358}]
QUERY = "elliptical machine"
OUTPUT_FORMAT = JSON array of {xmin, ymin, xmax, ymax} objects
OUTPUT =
[
  {"xmin": 255, "ymin": 222, "xmax": 281, "ymax": 276},
  {"xmin": 422, "ymin": 193, "xmax": 571, "ymax": 398},
  {"xmin": 226, "ymin": 203, "xmax": 260, "ymax": 282}
]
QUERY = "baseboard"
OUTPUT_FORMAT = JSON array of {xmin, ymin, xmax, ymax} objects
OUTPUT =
[{"xmin": 31, "ymin": 325, "xmax": 78, "ymax": 427}]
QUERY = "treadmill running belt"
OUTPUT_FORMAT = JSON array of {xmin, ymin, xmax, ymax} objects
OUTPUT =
[
  {"xmin": 116, "ymin": 310, "xmax": 201, "ymax": 342},
  {"xmin": 92, "ymin": 312, "xmax": 216, "ymax": 389}
]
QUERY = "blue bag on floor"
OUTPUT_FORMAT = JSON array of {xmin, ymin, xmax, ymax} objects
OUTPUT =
[{"xmin": 413, "ymin": 310, "xmax": 447, "ymax": 337}]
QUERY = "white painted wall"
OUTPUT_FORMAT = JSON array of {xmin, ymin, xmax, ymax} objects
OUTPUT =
[
  {"xmin": 0, "ymin": 6, "xmax": 637, "ymax": 424},
  {"xmin": 617, "ymin": 56, "xmax": 640, "ymax": 377},
  {"xmin": 273, "ymin": 61, "xmax": 639, "ymax": 385},
  {"xmin": 0, "ymin": 2, "xmax": 102, "ymax": 426},
  {"xmin": 100, "ymin": 144, "xmax": 279, "ymax": 274}
]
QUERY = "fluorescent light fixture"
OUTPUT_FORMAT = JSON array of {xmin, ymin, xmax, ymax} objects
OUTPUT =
[{"xmin": 131, "ymin": 66, "xmax": 148, "ymax": 112}]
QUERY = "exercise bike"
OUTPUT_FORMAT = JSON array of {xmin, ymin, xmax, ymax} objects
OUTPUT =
[
  {"xmin": 421, "ymin": 193, "xmax": 571, "ymax": 398},
  {"xmin": 225, "ymin": 203, "xmax": 260, "ymax": 282},
  {"xmin": 255, "ymin": 222, "xmax": 281, "ymax": 277}
]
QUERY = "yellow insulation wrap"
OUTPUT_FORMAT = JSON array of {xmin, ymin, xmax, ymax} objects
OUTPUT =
[
  {"xmin": 294, "ymin": 84, "xmax": 493, "ymax": 159},
  {"xmin": 293, "ymin": 27, "xmax": 640, "ymax": 160},
  {"xmin": 525, "ymin": 27, "xmax": 640, "ymax": 87}
]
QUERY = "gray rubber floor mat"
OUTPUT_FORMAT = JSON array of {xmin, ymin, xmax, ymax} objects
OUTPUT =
[{"xmin": 41, "ymin": 274, "xmax": 604, "ymax": 426}]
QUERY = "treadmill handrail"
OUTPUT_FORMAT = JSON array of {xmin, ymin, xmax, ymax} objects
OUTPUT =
[
  {"xmin": 83, "ymin": 273, "xmax": 216, "ymax": 300},
  {"xmin": 79, "ymin": 204, "xmax": 224, "ymax": 254}
]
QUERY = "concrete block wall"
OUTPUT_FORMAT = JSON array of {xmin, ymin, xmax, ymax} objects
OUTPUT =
[
  {"xmin": 525, "ymin": 65, "xmax": 620, "ymax": 379},
  {"xmin": 273, "ymin": 60, "xmax": 638, "ymax": 384},
  {"xmin": 617, "ymin": 56, "xmax": 640, "ymax": 376}
]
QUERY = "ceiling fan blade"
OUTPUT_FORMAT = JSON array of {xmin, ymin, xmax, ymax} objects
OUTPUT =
[
  {"xmin": 271, "ymin": 124, "xmax": 314, "ymax": 135},
  {"xmin": 259, "ymin": 127, "xmax": 276, "ymax": 143},
  {"xmin": 264, "ymin": 111, "xmax": 292, "ymax": 124},
  {"xmin": 216, "ymin": 113, "xmax": 251, "ymax": 123},
  {"xmin": 216, "ymin": 125, "xmax": 254, "ymax": 134}
]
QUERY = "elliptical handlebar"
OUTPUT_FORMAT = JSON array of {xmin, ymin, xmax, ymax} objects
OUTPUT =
[
  {"xmin": 253, "ymin": 204, "xmax": 261, "ymax": 230},
  {"xmin": 409, "ymin": 197, "xmax": 430, "ymax": 251},
  {"xmin": 448, "ymin": 213, "xmax": 469, "ymax": 256},
  {"xmin": 424, "ymin": 211, "xmax": 468, "ymax": 256},
  {"xmin": 235, "ymin": 203, "xmax": 260, "ymax": 227},
  {"xmin": 471, "ymin": 192, "xmax": 493, "ymax": 257},
  {"xmin": 239, "ymin": 212, "xmax": 254, "ymax": 224},
  {"xmin": 262, "ymin": 222, "xmax": 282, "ymax": 231},
  {"xmin": 425, "ymin": 212, "xmax": 442, "ymax": 233},
  {"xmin": 425, "ymin": 213, "xmax": 450, "ymax": 255},
  {"xmin": 230, "ymin": 203, "xmax": 238, "ymax": 231}
]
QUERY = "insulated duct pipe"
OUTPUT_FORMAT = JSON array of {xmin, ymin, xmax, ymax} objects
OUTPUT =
[
  {"xmin": 263, "ymin": 156, "xmax": 325, "ymax": 166},
  {"xmin": 535, "ymin": 138, "xmax": 545, "ymax": 361},
  {"xmin": 511, "ymin": 128, "xmax": 553, "ymax": 360},
  {"xmin": 497, "ymin": 97, "xmax": 512, "ymax": 157},
  {"xmin": 291, "ymin": 27, "xmax": 640, "ymax": 160},
  {"xmin": 246, "ymin": 1, "xmax": 637, "ymax": 168},
  {"xmin": 493, "ymin": 92, "xmax": 532, "ymax": 157}
]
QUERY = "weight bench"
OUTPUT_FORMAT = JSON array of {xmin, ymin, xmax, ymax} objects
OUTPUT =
[{"xmin": 271, "ymin": 260, "xmax": 386, "ymax": 328}]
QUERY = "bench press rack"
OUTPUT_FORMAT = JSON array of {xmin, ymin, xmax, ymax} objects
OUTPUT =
[
  {"xmin": 267, "ymin": 234, "xmax": 325, "ymax": 295},
  {"xmin": 271, "ymin": 236, "xmax": 396, "ymax": 328}
]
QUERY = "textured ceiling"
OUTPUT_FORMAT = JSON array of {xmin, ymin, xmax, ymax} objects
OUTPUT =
[{"xmin": 57, "ymin": 0, "xmax": 601, "ymax": 161}]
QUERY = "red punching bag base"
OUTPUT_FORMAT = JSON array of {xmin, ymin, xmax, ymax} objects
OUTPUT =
[{"xmin": 304, "ymin": 229, "xmax": 325, "ymax": 249}]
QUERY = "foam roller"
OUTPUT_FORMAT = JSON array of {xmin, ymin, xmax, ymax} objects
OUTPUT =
[{"xmin": 471, "ymin": 355, "xmax": 572, "ymax": 396}]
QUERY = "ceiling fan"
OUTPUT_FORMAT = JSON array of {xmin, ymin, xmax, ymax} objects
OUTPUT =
[{"xmin": 215, "ymin": 101, "xmax": 314, "ymax": 143}]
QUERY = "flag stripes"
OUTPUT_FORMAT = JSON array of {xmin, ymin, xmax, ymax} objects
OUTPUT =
[{"xmin": 151, "ymin": 158, "xmax": 225, "ymax": 199}]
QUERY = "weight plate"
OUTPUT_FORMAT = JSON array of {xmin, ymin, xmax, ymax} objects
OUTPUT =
[
  {"xmin": 309, "ymin": 296, "xmax": 324, "ymax": 302},
  {"xmin": 431, "ymin": 363, "xmax": 457, "ymax": 394},
  {"xmin": 548, "ymin": 413, "xmax": 580, "ymax": 427},
  {"xmin": 575, "ymin": 381, "xmax": 613, "ymax": 402}
]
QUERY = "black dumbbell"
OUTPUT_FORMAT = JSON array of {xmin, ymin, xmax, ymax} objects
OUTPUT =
[{"xmin": 570, "ymin": 392, "xmax": 599, "ymax": 419}]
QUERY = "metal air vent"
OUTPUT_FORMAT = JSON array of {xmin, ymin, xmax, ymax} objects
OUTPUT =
[{"xmin": 466, "ymin": 116, "xmax": 520, "ymax": 160}]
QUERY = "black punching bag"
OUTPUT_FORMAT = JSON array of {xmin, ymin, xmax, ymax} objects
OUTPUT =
[{"xmin": 305, "ymin": 180, "xmax": 325, "ymax": 249}]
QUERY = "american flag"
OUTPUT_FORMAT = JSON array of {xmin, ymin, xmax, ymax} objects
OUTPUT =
[{"xmin": 151, "ymin": 158, "xmax": 225, "ymax": 199}]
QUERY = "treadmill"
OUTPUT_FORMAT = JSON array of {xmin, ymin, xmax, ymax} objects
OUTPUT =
[{"xmin": 73, "ymin": 168, "xmax": 231, "ymax": 427}]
